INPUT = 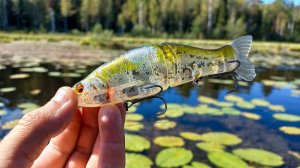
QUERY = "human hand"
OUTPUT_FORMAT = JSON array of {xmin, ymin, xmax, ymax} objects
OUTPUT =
[{"xmin": 0, "ymin": 87, "xmax": 126, "ymax": 168}]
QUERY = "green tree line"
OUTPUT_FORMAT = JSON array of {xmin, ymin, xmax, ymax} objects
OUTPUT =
[{"xmin": 0, "ymin": 0, "xmax": 300, "ymax": 42}]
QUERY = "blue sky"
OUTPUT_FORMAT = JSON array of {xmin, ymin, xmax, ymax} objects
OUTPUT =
[{"xmin": 262, "ymin": 0, "xmax": 300, "ymax": 5}]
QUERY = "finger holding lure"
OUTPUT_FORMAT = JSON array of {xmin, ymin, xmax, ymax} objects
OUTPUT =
[{"xmin": 73, "ymin": 35, "xmax": 256, "ymax": 115}]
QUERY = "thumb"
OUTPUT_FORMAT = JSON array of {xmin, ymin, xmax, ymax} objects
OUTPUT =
[{"xmin": 0, "ymin": 87, "xmax": 78, "ymax": 167}]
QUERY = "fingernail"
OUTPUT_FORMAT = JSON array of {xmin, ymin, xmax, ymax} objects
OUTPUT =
[{"xmin": 52, "ymin": 89, "xmax": 68, "ymax": 104}]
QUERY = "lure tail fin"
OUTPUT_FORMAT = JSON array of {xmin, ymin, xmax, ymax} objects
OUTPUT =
[{"xmin": 231, "ymin": 35, "xmax": 256, "ymax": 81}]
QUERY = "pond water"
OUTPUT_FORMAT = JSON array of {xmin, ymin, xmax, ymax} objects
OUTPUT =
[{"xmin": 0, "ymin": 54, "xmax": 300, "ymax": 167}]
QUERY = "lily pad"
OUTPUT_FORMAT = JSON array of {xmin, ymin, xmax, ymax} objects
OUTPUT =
[
  {"xmin": 9, "ymin": 73, "xmax": 30, "ymax": 79},
  {"xmin": 180, "ymin": 132, "xmax": 202, "ymax": 141},
  {"xmin": 196, "ymin": 142, "xmax": 225, "ymax": 153},
  {"xmin": 127, "ymin": 105, "xmax": 137, "ymax": 113},
  {"xmin": 208, "ymin": 151, "xmax": 249, "ymax": 168},
  {"xmin": 164, "ymin": 109, "xmax": 184, "ymax": 118},
  {"xmin": 199, "ymin": 132, "xmax": 242, "ymax": 146},
  {"xmin": 61, "ymin": 72, "xmax": 81, "ymax": 78},
  {"xmin": 30, "ymin": 89, "xmax": 41, "ymax": 95},
  {"xmin": 0, "ymin": 87, "xmax": 16, "ymax": 93},
  {"xmin": 125, "ymin": 121, "xmax": 144, "ymax": 131},
  {"xmin": 273, "ymin": 114, "xmax": 300, "ymax": 122},
  {"xmin": 126, "ymin": 114, "xmax": 144, "ymax": 121},
  {"xmin": 198, "ymin": 96, "xmax": 217, "ymax": 104},
  {"xmin": 162, "ymin": 103, "xmax": 182, "ymax": 110},
  {"xmin": 183, "ymin": 161, "xmax": 211, "ymax": 168},
  {"xmin": 221, "ymin": 107, "xmax": 241, "ymax": 115},
  {"xmin": 156, "ymin": 147, "xmax": 193, "ymax": 167},
  {"xmin": 251, "ymin": 98, "xmax": 270, "ymax": 106},
  {"xmin": 153, "ymin": 136, "xmax": 185, "ymax": 147},
  {"xmin": 2, "ymin": 119, "xmax": 19, "ymax": 129},
  {"xmin": 48, "ymin": 71, "xmax": 62, "ymax": 77},
  {"xmin": 126, "ymin": 153, "xmax": 153, "ymax": 168},
  {"xmin": 154, "ymin": 120, "xmax": 176, "ymax": 130},
  {"xmin": 0, "ymin": 109, "xmax": 7, "ymax": 116},
  {"xmin": 224, "ymin": 95, "xmax": 244, "ymax": 103},
  {"xmin": 213, "ymin": 101, "xmax": 234, "ymax": 108},
  {"xmin": 125, "ymin": 134, "xmax": 150, "ymax": 152},
  {"xmin": 208, "ymin": 79, "xmax": 233, "ymax": 84},
  {"xmin": 241, "ymin": 112, "xmax": 261, "ymax": 120},
  {"xmin": 33, "ymin": 67, "xmax": 48, "ymax": 73},
  {"xmin": 268, "ymin": 104, "xmax": 285, "ymax": 112},
  {"xmin": 233, "ymin": 148, "xmax": 284, "ymax": 167},
  {"xmin": 279, "ymin": 126, "xmax": 300, "ymax": 135},
  {"xmin": 236, "ymin": 102, "xmax": 256, "ymax": 109}
]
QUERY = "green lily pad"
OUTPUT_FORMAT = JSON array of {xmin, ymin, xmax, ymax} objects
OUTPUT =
[
  {"xmin": 61, "ymin": 72, "xmax": 81, "ymax": 78},
  {"xmin": 18, "ymin": 102, "xmax": 39, "ymax": 109},
  {"xmin": 9, "ymin": 73, "xmax": 30, "ymax": 79},
  {"xmin": 125, "ymin": 134, "xmax": 150, "ymax": 152},
  {"xmin": 48, "ymin": 71, "xmax": 62, "ymax": 77},
  {"xmin": 156, "ymin": 147, "xmax": 193, "ymax": 167},
  {"xmin": 126, "ymin": 114, "xmax": 144, "ymax": 121},
  {"xmin": 33, "ymin": 67, "xmax": 48, "ymax": 73},
  {"xmin": 127, "ymin": 105, "xmax": 137, "ymax": 113},
  {"xmin": 75, "ymin": 69, "xmax": 87, "ymax": 73},
  {"xmin": 125, "ymin": 121, "xmax": 144, "ymax": 131},
  {"xmin": 268, "ymin": 104, "xmax": 285, "ymax": 112},
  {"xmin": 183, "ymin": 161, "xmax": 211, "ymax": 168},
  {"xmin": 2, "ymin": 119, "xmax": 19, "ymax": 129},
  {"xmin": 279, "ymin": 126, "xmax": 300, "ymax": 135},
  {"xmin": 196, "ymin": 142, "xmax": 225, "ymax": 152},
  {"xmin": 198, "ymin": 96, "xmax": 217, "ymax": 104},
  {"xmin": 180, "ymin": 132, "xmax": 202, "ymax": 141},
  {"xmin": 221, "ymin": 107, "xmax": 241, "ymax": 115},
  {"xmin": 0, "ymin": 109, "xmax": 7, "ymax": 116},
  {"xmin": 273, "ymin": 114, "xmax": 300, "ymax": 122},
  {"xmin": 208, "ymin": 151, "xmax": 249, "ymax": 168},
  {"xmin": 208, "ymin": 79, "xmax": 234, "ymax": 84},
  {"xmin": 213, "ymin": 101, "xmax": 234, "ymax": 108},
  {"xmin": 241, "ymin": 112, "xmax": 261, "ymax": 120},
  {"xmin": 0, "ymin": 87, "xmax": 16, "ymax": 93},
  {"xmin": 153, "ymin": 136, "xmax": 185, "ymax": 147},
  {"xmin": 251, "ymin": 98, "xmax": 270, "ymax": 106},
  {"xmin": 126, "ymin": 153, "xmax": 153, "ymax": 168},
  {"xmin": 236, "ymin": 102, "xmax": 256, "ymax": 109},
  {"xmin": 164, "ymin": 109, "xmax": 184, "ymax": 118},
  {"xmin": 162, "ymin": 103, "xmax": 182, "ymax": 110},
  {"xmin": 199, "ymin": 132, "xmax": 242, "ymax": 146},
  {"xmin": 224, "ymin": 95, "xmax": 244, "ymax": 103},
  {"xmin": 233, "ymin": 148, "xmax": 284, "ymax": 166},
  {"xmin": 30, "ymin": 89, "xmax": 41, "ymax": 95},
  {"xmin": 154, "ymin": 120, "xmax": 176, "ymax": 130}
]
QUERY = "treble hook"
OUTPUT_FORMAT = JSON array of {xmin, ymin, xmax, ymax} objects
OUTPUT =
[{"xmin": 124, "ymin": 84, "xmax": 168, "ymax": 116}]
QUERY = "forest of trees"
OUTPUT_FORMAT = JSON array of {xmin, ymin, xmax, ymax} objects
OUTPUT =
[{"xmin": 0, "ymin": 0, "xmax": 300, "ymax": 42}]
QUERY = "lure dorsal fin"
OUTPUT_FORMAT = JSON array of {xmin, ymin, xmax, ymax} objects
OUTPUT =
[{"xmin": 231, "ymin": 35, "xmax": 256, "ymax": 81}]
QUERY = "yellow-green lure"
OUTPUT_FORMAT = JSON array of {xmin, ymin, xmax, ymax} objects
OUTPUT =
[{"xmin": 74, "ymin": 35, "xmax": 255, "ymax": 107}]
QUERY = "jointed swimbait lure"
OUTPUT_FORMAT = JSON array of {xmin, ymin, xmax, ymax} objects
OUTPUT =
[{"xmin": 73, "ymin": 35, "xmax": 256, "ymax": 111}]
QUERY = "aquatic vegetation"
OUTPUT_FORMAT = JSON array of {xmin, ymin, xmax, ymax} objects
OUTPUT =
[
  {"xmin": 198, "ymin": 96, "xmax": 217, "ymax": 104},
  {"xmin": 61, "ymin": 72, "xmax": 81, "ymax": 78},
  {"xmin": 125, "ymin": 153, "xmax": 153, "ymax": 168},
  {"xmin": 288, "ymin": 151, "xmax": 300, "ymax": 161},
  {"xmin": 75, "ymin": 69, "xmax": 87, "ymax": 73},
  {"xmin": 224, "ymin": 95, "xmax": 244, "ymax": 103},
  {"xmin": 236, "ymin": 102, "xmax": 256, "ymax": 109},
  {"xmin": 268, "ymin": 104, "xmax": 285, "ymax": 112},
  {"xmin": 155, "ymin": 147, "xmax": 193, "ymax": 167},
  {"xmin": 0, "ymin": 110, "xmax": 7, "ymax": 116},
  {"xmin": 208, "ymin": 79, "xmax": 233, "ymax": 85},
  {"xmin": 126, "ymin": 114, "xmax": 144, "ymax": 121},
  {"xmin": 221, "ymin": 107, "xmax": 241, "ymax": 115},
  {"xmin": 162, "ymin": 103, "xmax": 182, "ymax": 110},
  {"xmin": 241, "ymin": 112, "xmax": 261, "ymax": 120},
  {"xmin": 213, "ymin": 101, "xmax": 234, "ymax": 108},
  {"xmin": 208, "ymin": 151, "xmax": 249, "ymax": 168},
  {"xmin": 273, "ymin": 114, "xmax": 300, "ymax": 122},
  {"xmin": 251, "ymin": 98, "xmax": 270, "ymax": 106},
  {"xmin": 279, "ymin": 126, "xmax": 300, "ymax": 135},
  {"xmin": 2, "ymin": 119, "xmax": 19, "ymax": 129},
  {"xmin": 48, "ymin": 71, "xmax": 62, "ymax": 77},
  {"xmin": 154, "ymin": 120, "xmax": 176, "ymax": 130},
  {"xmin": 9, "ymin": 73, "xmax": 30, "ymax": 79},
  {"xmin": 0, "ymin": 87, "xmax": 17, "ymax": 93},
  {"xmin": 164, "ymin": 109, "xmax": 184, "ymax": 118},
  {"xmin": 196, "ymin": 142, "xmax": 225, "ymax": 153},
  {"xmin": 153, "ymin": 136, "xmax": 185, "ymax": 147},
  {"xmin": 32, "ymin": 67, "xmax": 49, "ymax": 73},
  {"xmin": 30, "ymin": 89, "xmax": 41, "ymax": 95},
  {"xmin": 183, "ymin": 161, "xmax": 211, "ymax": 168},
  {"xmin": 125, "ymin": 134, "xmax": 150, "ymax": 152},
  {"xmin": 125, "ymin": 121, "xmax": 144, "ymax": 132},
  {"xmin": 127, "ymin": 105, "xmax": 137, "ymax": 113},
  {"xmin": 180, "ymin": 132, "xmax": 202, "ymax": 141},
  {"xmin": 199, "ymin": 132, "xmax": 242, "ymax": 146},
  {"xmin": 233, "ymin": 148, "xmax": 284, "ymax": 167}
]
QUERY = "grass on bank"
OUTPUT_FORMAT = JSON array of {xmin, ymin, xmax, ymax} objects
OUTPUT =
[{"xmin": 0, "ymin": 32, "xmax": 300, "ymax": 56}]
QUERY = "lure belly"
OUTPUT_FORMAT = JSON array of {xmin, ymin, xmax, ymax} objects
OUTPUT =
[{"xmin": 74, "ymin": 36, "xmax": 256, "ymax": 107}]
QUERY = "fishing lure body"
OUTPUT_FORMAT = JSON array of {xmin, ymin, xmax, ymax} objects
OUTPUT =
[{"xmin": 74, "ymin": 36, "xmax": 255, "ymax": 107}]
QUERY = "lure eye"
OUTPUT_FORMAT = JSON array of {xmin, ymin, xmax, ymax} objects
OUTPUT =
[{"xmin": 75, "ymin": 83, "xmax": 84, "ymax": 93}]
